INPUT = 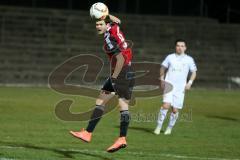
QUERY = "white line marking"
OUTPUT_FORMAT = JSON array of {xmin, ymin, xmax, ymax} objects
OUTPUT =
[
  {"xmin": 0, "ymin": 158, "xmax": 17, "ymax": 160},
  {"xmin": 0, "ymin": 145, "xmax": 239, "ymax": 160}
]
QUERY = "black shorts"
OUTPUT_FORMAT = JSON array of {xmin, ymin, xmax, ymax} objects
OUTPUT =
[{"xmin": 101, "ymin": 66, "xmax": 135, "ymax": 100}]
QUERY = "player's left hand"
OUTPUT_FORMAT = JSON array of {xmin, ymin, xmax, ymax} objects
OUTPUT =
[{"xmin": 110, "ymin": 77, "xmax": 118, "ymax": 91}]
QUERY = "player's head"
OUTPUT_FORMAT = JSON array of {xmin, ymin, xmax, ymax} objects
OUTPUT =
[
  {"xmin": 175, "ymin": 39, "xmax": 187, "ymax": 54},
  {"xmin": 95, "ymin": 16, "xmax": 111, "ymax": 35},
  {"xmin": 95, "ymin": 20, "xmax": 107, "ymax": 34}
]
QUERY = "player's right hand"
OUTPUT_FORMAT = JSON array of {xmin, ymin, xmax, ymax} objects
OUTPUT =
[{"xmin": 185, "ymin": 83, "xmax": 192, "ymax": 90}]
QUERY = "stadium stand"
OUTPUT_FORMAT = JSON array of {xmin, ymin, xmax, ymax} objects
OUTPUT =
[{"xmin": 0, "ymin": 6, "xmax": 239, "ymax": 88}]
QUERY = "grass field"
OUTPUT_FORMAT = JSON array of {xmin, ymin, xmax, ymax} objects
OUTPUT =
[{"xmin": 0, "ymin": 86, "xmax": 240, "ymax": 160}]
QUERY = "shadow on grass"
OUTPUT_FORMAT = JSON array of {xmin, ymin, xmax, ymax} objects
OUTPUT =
[
  {"xmin": 206, "ymin": 115, "xmax": 239, "ymax": 122},
  {"xmin": 0, "ymin": 141, "xmax": 113, "ymax": 160},
  {"xmin": 115, "ymin": 125, "xmax": 164, "ymax": 134}
]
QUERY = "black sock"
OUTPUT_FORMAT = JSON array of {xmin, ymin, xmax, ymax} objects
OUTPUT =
[
  {"xmin": 120, "ymin": 110, "xmax": 131, "ymax": 137},
  {"xmin": 86, "ymin": 105, "xmax": 104, "ymax": 133}
]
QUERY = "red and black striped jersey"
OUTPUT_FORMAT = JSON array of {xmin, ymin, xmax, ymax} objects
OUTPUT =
[{"xmin": 103, "ymin": 22, "xmax": 132, "ymax": 68}]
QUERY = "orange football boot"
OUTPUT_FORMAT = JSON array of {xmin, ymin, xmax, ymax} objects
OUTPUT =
[
  {"xmin": 107, "ymin": 137, "xmax": 127, "ymax": 153},
  {"xmin": 69, "ymin": 129, "xmax": 92, "ymax": 143}
]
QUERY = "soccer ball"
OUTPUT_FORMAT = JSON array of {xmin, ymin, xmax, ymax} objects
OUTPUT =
[{"xmin": 90, "ymin": 2, "xmax": 109, "ymax": 20}]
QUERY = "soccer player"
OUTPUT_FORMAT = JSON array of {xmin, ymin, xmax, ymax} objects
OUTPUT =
[
  {"xmin": 69, "ymin": 14, "xmax": 134, "ymax": 153},
  {"xmin": 154, "ymin": 39, "xmax": 197, "ymax": 135}
]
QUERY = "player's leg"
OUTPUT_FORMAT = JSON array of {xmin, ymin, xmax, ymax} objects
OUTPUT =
[
  {"xmin": 154, "ymin": 102, "xmax": 171, "ymax": 135},
  {"xmin": 70, "ymin": 78, "xmax": 115, "ymax": 142},
  {"xmin": 119, "ymin": 98, "xmax": 130, "ymax": 138},
  {"xmin": 85, "ymin": 91, "xmax": 114, "ymax": 133},
  {"xmin": 164, "ymin": 107, "xmax": 179, "ymax": 135},
  {"xmin": 154, "ymin": 91, "xmax": 173, "ymax": 135},
  {"xmin": 107, "ymin": 98, "xmax": 130, "ymax": 153},
  {"xmin": 107, "ymin": 66, "xmax": 134, "ymax": 152},
  {"xmin": 70, "ymin": 91, "xmax": 114, "ymax": 142},
  {"xmin": 117, "ymin": 67, "xmax": 134, "ymax": 139},
  {"xmin": 164, "ymin": 93, "xmax": 184, "ymax": 135}
]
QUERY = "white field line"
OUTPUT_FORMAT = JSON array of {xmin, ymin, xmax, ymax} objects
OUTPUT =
[
  {"xmin": 0, "ymin": 145, "xmax": 239, "ymax": 160},
  {"xmin": 0, "ymin": 158, "xmax": 17, "ymax": 160}
]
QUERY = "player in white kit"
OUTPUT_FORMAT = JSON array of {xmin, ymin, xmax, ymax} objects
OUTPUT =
[{"xmin": 154, "ymin": 39, "xmax": 197, "ymax": 135}]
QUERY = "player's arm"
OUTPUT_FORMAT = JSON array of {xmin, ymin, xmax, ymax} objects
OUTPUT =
[
  {"xmin": 159, "ymin": 55, "xmax": 170, "ymax": 89},
  {"xmin": 186, "ymin": 57, "xmax": 197, "ymax": 90},
  {"xmin": 111, "ymin": 53, "xmax": 125, "ymax": 79},
  {"xmin": 159, "ymin": 65, "xmax": 167, "ymax": 89},
  {"xmin": 109, "ymin": 14, "xmax": 121, "ymax": 24},
  {"xmin": 160, "ymin": 66, "xmax": 167, "ymax": 81},
  {"xmin": 160, "ymin": 55, "xmax": 170, "ymax": 80},
  {"xmin": 185, "ymin": 71, "xmax": 197, "ymax": 90}
]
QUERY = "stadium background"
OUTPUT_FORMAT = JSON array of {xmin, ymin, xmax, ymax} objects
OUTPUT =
[
  {"xmin": 0, "ymin": 0, "xmax": 239, "ymax": 88},
  {"xmin": 0, "ymin": 0, "xmax": 240, "ymax": 160}
]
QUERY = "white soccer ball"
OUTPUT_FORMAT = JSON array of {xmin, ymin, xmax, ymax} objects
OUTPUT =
[{"xmin": 90, "ymin": 2, "xmax": 109, "ymax": 20}]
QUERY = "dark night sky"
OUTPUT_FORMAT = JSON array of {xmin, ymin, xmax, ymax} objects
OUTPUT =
[{"xmin": 0, "ymin": 0, "xmax": 239, "ymax": 23}]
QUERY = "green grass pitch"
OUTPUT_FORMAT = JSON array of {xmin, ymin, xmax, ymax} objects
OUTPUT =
[{"xmin": 0, "ymin": 86, "xmax": 240, "ymax": 160}]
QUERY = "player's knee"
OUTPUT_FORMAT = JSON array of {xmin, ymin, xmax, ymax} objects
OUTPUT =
[
  {"xmin": 162, "ymin": 103, "xmax": 170, "ymax": 109},
  {"xmin": 119, "ymin": 104, "xmax": 128, "ymax": 111},
  {"xmin": 96, "ymin": 91, "xmax": 114, "ymax": 105},
  {"xmin": 119, "ymin": 105, "xmax": 129, "ymax": 111},
  {"xmin": 96, "ymin": 98, "xmax": 105, "ymax": 106},
  {"xmin": 119, "ymin": 98, "xmax": 129, "ymax": 111},
  {"xmin": 172, "ymin": 108, "xmax": 178, "ymax": 114},
  {"xmin": 96, "ymin": 92, "xmax": 107, "ymax": 105}
]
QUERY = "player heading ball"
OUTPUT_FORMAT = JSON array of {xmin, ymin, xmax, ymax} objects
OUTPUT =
[{"xmin": 70, "ymin": 3, "xmax": 134, "ymax": 153}]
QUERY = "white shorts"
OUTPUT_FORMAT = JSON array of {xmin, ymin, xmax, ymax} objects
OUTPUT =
[{"xmin": 163, "ymin": 91, "xmax": 185, "ymax": 109}]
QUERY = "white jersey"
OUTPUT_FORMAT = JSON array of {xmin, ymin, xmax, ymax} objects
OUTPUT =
[{"xmin": 162, "ymin": 53, "xmax": 197, "ymax": 92}]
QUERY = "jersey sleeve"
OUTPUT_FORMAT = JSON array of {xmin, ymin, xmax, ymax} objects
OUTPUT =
[
  {"xmin": 161, "ymin": 55, "xmax": 170, "ymax": 68},
  {"xmin": 109, "ymin": 24, "xmax": 125, "ymax": 55},
  {"xmin": 189, "ymin": 57, "xmax": 197, "ymax": 72}
]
